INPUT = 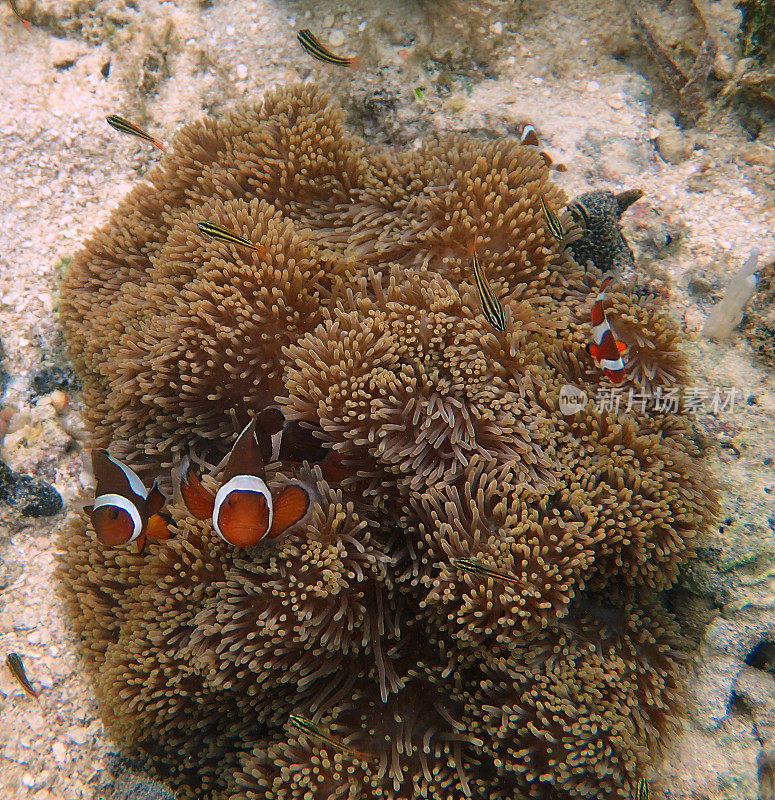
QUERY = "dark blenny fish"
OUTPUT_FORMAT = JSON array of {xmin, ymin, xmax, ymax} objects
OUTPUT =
[{"xmin": 6, "ymin": 652, "xmax": 38, "ymax": 698}]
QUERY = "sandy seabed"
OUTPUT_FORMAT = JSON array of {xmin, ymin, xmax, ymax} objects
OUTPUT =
[{"xmin": 0, "ymin": 0, "xmax": 773, "ymax": 798}]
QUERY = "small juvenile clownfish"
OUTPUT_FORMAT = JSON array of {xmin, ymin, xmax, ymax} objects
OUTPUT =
[
  {"xmin": 179, "ymin": 417, "xmax": 311, "ymax": 547},
  {"xmin": 634, "ymin": 779, "xmax": 650, "ymax": 800},
  {"xmin": 520, "ymin": 124, "xmax": 540, "ymax": 147},
  {"xmin": 86, "ymin": 450, "xmax": 172, "ymax": 552},
  {"xmin": 586, "ymin": 275, "xmax": 627, "ymax": 384}
]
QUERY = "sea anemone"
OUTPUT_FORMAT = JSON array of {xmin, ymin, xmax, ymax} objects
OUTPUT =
[{"xmin": 58, "ymin": 84, "xmax": 718, "ymax": 800}]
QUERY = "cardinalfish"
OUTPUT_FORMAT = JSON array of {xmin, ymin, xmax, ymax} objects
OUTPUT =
[
  {"xmin": 297, "ymin": 29, "xmax": 359, "ymax": 68},
  {"xmin": 288, "ymin": 714, "xmax": 376, "ymax": 762},
  {"xmin": 9, "ymin": 0, "xmax": 31, "ymax": 31},
  {"xmin": 634, "ymin": 778, "xmax": 650, "ymax": 800},
  {"xmin": 468, "ymin": 239, "xmax": 506, "ymax": 332},
  {"xmin": 86, "ymin": 450, "xmax": 172, "ymax": 552},
  {"xmin": 540, "ymin": 194, "xmax": 565, "ymax": 243},
  {"xmin": 6, "ymin": 653, "xmax": 38, "ymax": 699},
  {"xmin": 196, "ymin": 221, "xmax": 267, "ymax": 256},
  {"xmin": 587, "ymin": 275, "xmax": 627, "ymax": 384},
  {"xmin": 452, "ymin": 557, "xmax": 520, "ymax": 588},
  {"xmin": 178, "ymin": 413, "xmax": 312, "ymax": 547},
  {"xmin": 106, "ymin": 115, "xmax": 166, "ymax": 152}
]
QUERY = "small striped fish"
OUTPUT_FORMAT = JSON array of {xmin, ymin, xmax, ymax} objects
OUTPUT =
[
  {"xmin": 106, "ymin": 115, "xmax": 166, "ymax": 152},
  {"xmin": 9, "ymin": 0, "xmax": 31, "ymax": 31},
  {"xmin": 634, "ymin": 779, "xmax": 650, "ymax": 800},
  {"xmin": 196, "ymin": 221, "xmax": 267, "ymax": 255},
  {"xmin": 288, "ymin": 714, "xmax": 376, "ymax": 762},
  {"xmin": 297, "ymin": 29, "xmax": 358, "ymax": 68},
  {"xmin": 5, "ymin": 652, "xmax": 38, "ymax": 699},
  {"xmin": 540, "ymin": 194, "xmax": 565, "ymax": 242},
  {"xmin": 452, "ymin": 557, "xmax": 520, "ymax": 587},
  {"xmin": 468, "ymin": 240, "xmax": 506, "ymax": 332}
]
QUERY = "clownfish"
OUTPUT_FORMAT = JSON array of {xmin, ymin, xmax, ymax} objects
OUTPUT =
[
  {"xmin": 520, "ymin": 124, "xmax": 567, "ymax": 171},
  {"xmin": 178, "ymin": 417, "xmax": 311, "ymax": 546},
  {"xmin": 520, "ymin": 124, "xmax": 540, "ymax": 147},
  {"xmin": 250, "ymin": 405, "xmax": 347, "ymax": 484},
  {"xmin": 586, "ymin": 275, "xmax": 627, "ymax": 384},
  {"xmin": 85, "ymin": 450, "xmax": 172, "ymax": 552}
]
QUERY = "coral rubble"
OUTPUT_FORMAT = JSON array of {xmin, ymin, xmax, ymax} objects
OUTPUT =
[{"xmin": 58, "ymin": 85, "xmax": 718, "ymax": 800}]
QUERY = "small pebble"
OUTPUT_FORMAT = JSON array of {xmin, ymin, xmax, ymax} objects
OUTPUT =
[
  {"xmin": 655, "ymin": 129, "xmax": 692, "ymax": 164},
  {"xmin": 328, "ymin": 29, "xmax": 345, "ymax": 48},
  {"xmin": 322, "ymin": 13, "xmax": 334, "ymax": 28},
  {"xmin": 235, "ymin": 63, "xmax": 248, "ymax": 80},
  {"xmin": 48, "ymin": 390, "xmax": 67, "ymax": 413},
  {"xmin": 67, "ymin": 725, "xmax": 90, "ymax": 745},
  {"xmin": 22, "ymin": 773, "xmax": 35, "ymax": 788},
  {"xmin": 490, "ymin": 20, "xmax": 503, "ymax": 34},
  {"xmin": 52, "ymin": 742, "xmax": 67, "ymax": 763},
  {"xmin": 225, "ymin": 24, "xmax": 235, "ymax": 36}
]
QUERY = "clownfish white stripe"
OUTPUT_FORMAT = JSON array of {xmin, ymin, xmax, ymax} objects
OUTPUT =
[
  {"xmin": 212, "ymin": 475, "xmax": 272, "ymax": 541},
  {"xmin": 591, "ymin": 321, "xmax": 609, "ymax": 344},
  {"xmin": 105, "ymin": 452, "xmax": 148, "ymax": 499},
  {"xmin": 600, "ymin": 356, "xmax": 625, "ymax": 371},
  {"xmin": 91, "ymin": 493, "xmax": 143, "ymax": 541},
  {"xmin": 270, "ymin": 431, "xmax": 283, "ymax": 463}
]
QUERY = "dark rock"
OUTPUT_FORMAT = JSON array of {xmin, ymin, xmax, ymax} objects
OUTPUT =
[
  {"xmin": 0, "ymin": 460, "xmax": 63, "ymax": 517},
  {"xmin": 566, "ymin": 189, "xmax": 641, "ymax": 275},
  {"xmin": 0, "ymin": 336, "xmax": 8, "ymax": 399},
  {"xmin": 29, "ymin": 365, "xmax": 73, "ymax": 396},
  {"xmin": 686, "ymin": 265, "xmax": 723, "ymax": 299},
  {"xmin": 106, "ymin": 772, "xmax": 177, "ymax": 800},
  {"xmin": 103, "ymin": 756, "xmax": 177, "ymax": 800}
]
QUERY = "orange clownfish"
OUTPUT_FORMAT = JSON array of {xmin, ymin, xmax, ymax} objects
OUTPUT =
[
  {"xmin": 586, "ymin": 275, "xmax": 627, "ymax": 384},
  {"xmin": 256, "ymin": 405, "xmax": 347, "ymax": 485},
  {"xmin": 179, "ymin": 417, "xmax": 311, "ymax": 547},
  {"xmin": 86, "ymin": 450, "xmax": 172, "ymax": 552}
]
